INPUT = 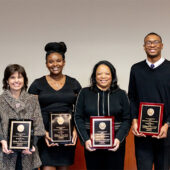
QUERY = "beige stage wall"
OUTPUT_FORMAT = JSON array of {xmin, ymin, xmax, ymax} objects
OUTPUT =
[{"xmin": 0, "ymin": 0, "xmax": 170, "ymax": 93}]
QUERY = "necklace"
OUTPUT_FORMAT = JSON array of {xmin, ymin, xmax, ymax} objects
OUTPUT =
[{"xmin": 47, "ymin": 75, "xmax": 66, "ymax": 90}]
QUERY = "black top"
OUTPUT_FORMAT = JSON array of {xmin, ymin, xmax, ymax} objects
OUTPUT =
[
  {"xmin": 74, "ymin": 86, "xmax": 131, "ymax": 144},
  {"xmin": 128, "ymin": 59, "xmax": 170, "ymax": 123},
  {"xmin": 28, "ymin": 75, "xmax": 81, "ymax": 130}
]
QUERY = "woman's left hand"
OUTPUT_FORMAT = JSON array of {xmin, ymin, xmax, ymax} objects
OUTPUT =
[
  {"xmin": 22, "ymin": 146, "xmax": 35, "ymax": 155},
  {"xmin": 108, "ymin": 138, "xmax": 120, "ymax": 152},
  {"xmin": 65, "ymin": 127, "xmax": 77, "ymax": 146}
]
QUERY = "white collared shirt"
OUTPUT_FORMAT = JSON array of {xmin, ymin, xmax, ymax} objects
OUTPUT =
[{"xmin": 146, "ymin": 57, "xmax": 165, "ymax": 69}]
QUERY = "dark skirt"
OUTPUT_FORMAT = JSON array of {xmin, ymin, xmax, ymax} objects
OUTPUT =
[{"xmin": 37, "ymin": 137, "xmax": 76, "ymax": 166}]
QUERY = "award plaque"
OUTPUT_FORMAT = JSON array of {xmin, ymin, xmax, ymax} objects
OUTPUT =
[
  {"xmin": 138, "ymin": 102, "xmax": 164, "ymax": 136},
  {"xmin": 50, "ymin": 113, "xmax": 72, "ymax": 144},
  {"xmin": 90, "ymin": 116, "xmax": 114, "ymax": 149},
  {"xmin": 8, "ymin": 120, "xmax": 33, "ymax": 150}
]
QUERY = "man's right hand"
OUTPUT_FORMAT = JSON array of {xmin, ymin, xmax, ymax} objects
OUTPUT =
[
  {"xmin": 132, "ymin": 119, "xmax": 146, "ymax": 137},
  {"xmin": 85, "ymin": 139, "xmax": 96, "ymax": 152}
]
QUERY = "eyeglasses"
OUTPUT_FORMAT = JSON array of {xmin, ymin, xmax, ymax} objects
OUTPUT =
[{"xmin": 145, "ymin": 40, "xmax": 161, "ymax": 46}]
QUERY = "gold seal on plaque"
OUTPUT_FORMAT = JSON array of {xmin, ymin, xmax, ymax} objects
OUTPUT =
[
  {"xmin": 99, "ymin": 122, "xmax": 106, "ymax": 130},
  {"xmin": 147, "ymin": 108, "xmax": 154, "ymax": 116},
  {"xmin": 17, "ymin": 124, "xmax": 25, "ymax": 132},
  {"xmin": 57, "ymin": 116, "xmax": 64, "ymax": 125}
]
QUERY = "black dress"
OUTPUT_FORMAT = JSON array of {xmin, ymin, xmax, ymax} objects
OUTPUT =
[{"xmin": 28, "ymin": 75, "xmax": 81, "ymax": 166}]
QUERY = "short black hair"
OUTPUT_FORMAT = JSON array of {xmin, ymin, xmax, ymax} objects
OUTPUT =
[
  {"xmin": 44, "ymin": 42, "xmax": 67, "ymax": 61},
  {"xmin": 90, "ymin": 60, "xmax": 119, "ymax": 92},
  {"xmin": 144, "ymin": 32, "xmax": 162, "ymax": 42},
  {"xmin": 3, "ymin": 64, "xmax": 28, "ymax": 90}
]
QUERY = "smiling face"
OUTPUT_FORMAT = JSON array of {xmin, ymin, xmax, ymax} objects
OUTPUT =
[
  {"xmin": 144, "ymin": 34, "xmax": 163, "ymax": 60},
  {"xmin": 46, "ymin": 52, "xmax": 65, "ymax": 76},
  {"xmin": 7, "ymin": 72, "xmax": 24, "ymax": 93},
  {"xmin": 96, "ymin": 64, "xmax": 112, "ymax": 91}
]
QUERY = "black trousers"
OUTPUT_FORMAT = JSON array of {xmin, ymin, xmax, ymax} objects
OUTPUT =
[
  {"xmin": 135, "ymin": 136, "xmax": 166, "ymax": 170},
  {"xmin": 163, "ymin": 129, "xmax": 170, "ymax": 170},
  {"xmin": 15, "ymin": 152, "xmax": 22, "ymax": 170},
  {"xmin": 84, "ymin": 140, "xmax": 125, "ymax": 170}
]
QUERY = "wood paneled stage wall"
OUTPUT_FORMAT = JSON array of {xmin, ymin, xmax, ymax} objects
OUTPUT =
[{"xmin": 70, "ymin": 128, "xmax": 137, "ymax": 170}]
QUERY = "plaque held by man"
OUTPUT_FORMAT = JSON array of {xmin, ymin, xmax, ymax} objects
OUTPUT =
[
  {"xmin": 90, "ymin": 116, "xmax": 114, "ymax": 149},
  {"xmin": 50, "ymin": 113, "xmax": 72, "ymax": 144},
  {"xmin": 8, "ymin": 119, "xmax": 33, "ymax": 150},
  {"xmin": 137, "ymin": 102, "xmax": 164, "ymax": 136}
]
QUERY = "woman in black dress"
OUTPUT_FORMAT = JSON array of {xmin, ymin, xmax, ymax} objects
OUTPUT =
[
  {"xmin": 75, "ymin": 60, "xmax": 131, "ymax": 170},
  {"xmin": 28, "ymin": 42, "xmax": 81, "ymax": 170}
]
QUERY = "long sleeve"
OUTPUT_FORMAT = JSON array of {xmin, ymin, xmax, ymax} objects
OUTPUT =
[
  {"xmin": 74, "ymin": 89, "xmax": 89, "ymax": 144},
  {"xmin": 0, "ymin": 97, "xmax": 7, "ymax": 141},
  {"xmin": 128, "ymin": 67, "xmax": 139, "ymax": 119},
  {"xmin": 32, "ymin": 96, "xmax": 45, "ymax": 136},
  {"xmin": 71, "ymin": 78, "xmax": 82, "ymax": 127},
  {"xmin": 0, "ymin": 113, "xmax": 4, "ymax": 141},
  {"xmin": 30, "ymin": 96, "xmax": 45, "ymax": 146},
  {"xmin": 115, "ymin": 91, "xmax": 131, "ymax": 142}
]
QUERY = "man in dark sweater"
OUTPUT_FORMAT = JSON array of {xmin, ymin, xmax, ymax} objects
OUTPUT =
[{"xmin": 128, "ymin": 32, "xmax": 170, "ymax": 170}]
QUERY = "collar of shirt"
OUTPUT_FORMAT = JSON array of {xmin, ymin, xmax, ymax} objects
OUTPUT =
[{"xmin": 146, "ymin": 57, "xmax": 165, "ymax": 69}]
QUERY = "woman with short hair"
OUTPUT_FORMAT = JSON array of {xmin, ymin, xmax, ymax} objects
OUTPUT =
[{"xmin": 0, "ymin": 64, "xmax": 45, "ymax": 170}]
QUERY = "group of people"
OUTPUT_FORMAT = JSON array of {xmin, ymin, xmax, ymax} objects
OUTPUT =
[{"xmin": 0, "ymin": 32, "xmax": 169, "ymax": 170}]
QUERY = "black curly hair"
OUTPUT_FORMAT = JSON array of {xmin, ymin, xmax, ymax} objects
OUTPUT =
[{"xmin": 45, "ymin": 42, "xmax": 67, "ymax": 61}]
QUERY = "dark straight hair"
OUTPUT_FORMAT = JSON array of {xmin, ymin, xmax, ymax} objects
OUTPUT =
[
  {"xmin": 90, "ymin": 60, "xmax": 119, "ymax": 92},
  {"xmin": 3, "ymin": 64, "xmax": 28, "ymax": 90}
]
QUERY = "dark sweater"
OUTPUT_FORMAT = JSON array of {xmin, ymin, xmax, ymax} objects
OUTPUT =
[
  {"xmin": 128, "ymin": 59, "xmax": 170, "ymax": 123},
  {"xmin": 74, "ymin": 86, "xmax": 131, "ymax": 144}
]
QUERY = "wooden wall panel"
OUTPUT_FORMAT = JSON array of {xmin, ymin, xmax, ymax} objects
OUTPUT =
[
  {"xmin": 70, "ymin": 129, "xmax": 137, "ymax": 170},
  {"xmin": 70, "ymin": 138, "xmax": 86, "ymax": 170},
  {"xmin": 124, "ymin": 128, "xmax": 137, "ymax": 170}
]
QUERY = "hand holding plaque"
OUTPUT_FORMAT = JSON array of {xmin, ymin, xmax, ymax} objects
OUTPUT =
[
  {"xmin": 50, "ymin": 113, "xmax": 72, "ymax": 144},
  {"xmin": 137, "ymin": 102, "xmax": 164, "ymax": 136},
  {"xmin": 90, "ymin": 116, "xmax": 114, "ymax": 149},
  {"xmin": 8, "ymin": 119, "xmax": 33, "ymax": 150}
]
